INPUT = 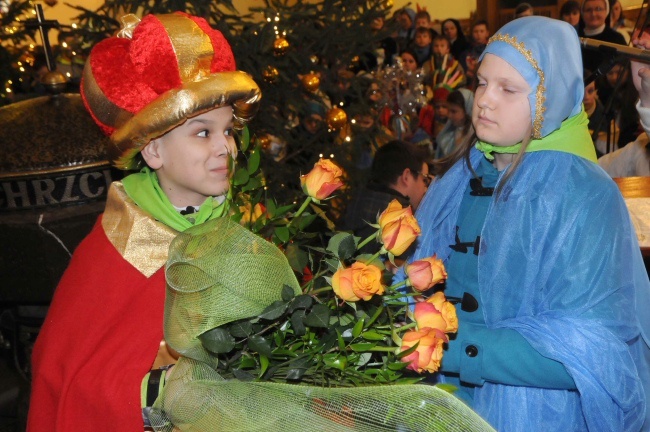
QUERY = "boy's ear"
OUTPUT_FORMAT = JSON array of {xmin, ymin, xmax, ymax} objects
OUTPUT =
[
  {"xmin": 141, "ymin": 140, "xmax": 163, "ymax": 170},
  {"xmin": 398, "ymin": 167, "xmax": 414, "ymax": 187}
]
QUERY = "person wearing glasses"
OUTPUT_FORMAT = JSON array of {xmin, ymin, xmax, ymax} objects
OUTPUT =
[
  {"xmin": 339, "ymin": 140, "xmax": 431, "ymax": 255},
  {"xmin": 578, "ymin": 0, "xmax": 627, "ymax": 72}
]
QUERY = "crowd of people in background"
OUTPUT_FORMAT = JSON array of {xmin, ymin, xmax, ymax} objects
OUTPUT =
[{"xmin": 330, "ymin": 0, "xmax": 650, "ymax": 219}]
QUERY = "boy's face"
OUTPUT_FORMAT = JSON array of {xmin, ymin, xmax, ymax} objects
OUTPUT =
[
  {"xmin": 415, "ymin": 18, "xmax": 430, "ymax": 29},
  {"xmin": 472, "ymin": 24, "xmax": 490, "ymax": 45},
  {"xmin": 398, "ymin": 13, "xmax": 412, "ymax": 30},
  {"xmin": 434, "ymin": 101, "xmax": 449, "ymax": 119},
  {"xmin": 142, "ymin": 105, "xmax": 237, "ymax": 207},
  {"xmin": 433, "ymin": 39, "xmax": 450, "ymax": 56},
  {"xmin": 415, "ymin": 31, "xmax": 432, "ymax": 47}
]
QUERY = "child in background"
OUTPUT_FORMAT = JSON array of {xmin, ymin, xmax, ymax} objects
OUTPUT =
[
  {"xmin": 27, "ymin": 12, "xmax": 261, "ymax": 431},
  {"xmin": 423, "ymin": 34, "xmax": 466, "ymax": 93},
  {"xmin": 434, "ymin": 89, "xmax": 474, "ymax": 159},
  {"xmin": 583, "ymin": 69, "xmax": 608, "ymax": 156},
  {"xmin": 398, "ymin": 16, "xmax": 650, "ymax": 431},
  {"xmin": 400, "ymin": 49, "xmax": 419, "ymax": 73},
  {"xmin": 410, "ymin": 26, "xmax": 434, "ymax": 67}
]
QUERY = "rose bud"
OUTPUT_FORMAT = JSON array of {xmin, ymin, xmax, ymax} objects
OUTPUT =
[
  {"xmin": 377, "ymin": 199, "xmax": 412, "ymax": 227},
  {"xmin": 300, "ymin": 159, "xmax": 344, "ymax": 200},
  {"xmin": 406, "ymin": 256, "xmax": 447, "ymax": 292},
  {"xmin": 379, "ymin": 215, "xmax": 421, "ymax": 256},
  {"xmin": 413, "ymin": 292, "xmax": 458, "ymax": 333},
  {"xmin": 332, "ymin": 261, "xmax": 385, "ymax": 302},
  {"xmin": 239, "ymin": 202, "xmax": 266, "ymax": 225},
  {"xmin": 400, "ymin": 327, "xmax": 447, "ymax": 373}
]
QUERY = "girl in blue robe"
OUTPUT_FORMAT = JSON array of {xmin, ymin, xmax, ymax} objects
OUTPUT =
[{"xmin": 400, "ymin": 16, "xmax": 650, "ymax": 431}]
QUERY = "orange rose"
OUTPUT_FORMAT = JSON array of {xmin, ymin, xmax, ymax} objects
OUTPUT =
[
  {"xmin": 239, "ymin": 202, "xmax": 266, "ymax": 225},
  {"xmin": 377, "ymin": 199, "xmax": 411, "ymax": 227},
  {"xmin": 379, "ymin": 216, "xmax": 420, "ymax": 258},
  {"xmin": 331, "ymin": 261, "xmax": 385, "ymax": 302},
  {"xmin": 413, "ymin": 292, "xmax": 458, "ymax": 333},
  {"xmin": 406, "ymin": 256, "xmax": 447, "ymax": 292},
  {"xmin": 400, "ymin": 327, "xmax": 447, "ymax": 373},
  {"xmin": 300, "ymin": 159, "xmax": 344, "ymax": 200}
]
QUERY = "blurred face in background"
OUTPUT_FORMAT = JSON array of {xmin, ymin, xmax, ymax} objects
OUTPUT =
[
  {"xmin": 472, "ymin": 24, "xmax": 490, "ymax": 44},
  {"xmin": 582, "ymin": 0, "xmax": 607, "ymax": 30},
  {"xmin": 400, "ymin": 52, "xmax": 418, "ymax": 72},
  {"xmin": 562, "ymin": 10, "xmax": 581, "ymax": 26},
  {"xmin": 433, "ymin": 38, "xmax": 451, "ymax": 56},
  {"xmin": 583, "ymin": 81, "xmax": 598, "ymax": 111},
  {"xmin": 443, "ymin": 21, "xmax": 458, "ymax": 41}
]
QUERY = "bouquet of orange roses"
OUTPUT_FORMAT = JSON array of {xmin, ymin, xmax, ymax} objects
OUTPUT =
[{"xmin": 147, "ymin": 132, "xmax": 495, "ymax": 432}]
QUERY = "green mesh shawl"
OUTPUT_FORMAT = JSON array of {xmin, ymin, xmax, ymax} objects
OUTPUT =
[{"xmin": 149, "ymin": 218, "xmax": 495, "ymax": 432}]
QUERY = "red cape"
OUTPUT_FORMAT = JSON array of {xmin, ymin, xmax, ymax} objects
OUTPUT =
[{"xmin": 27, "ymin": 216, "xmax": 165, "ymax": 431}]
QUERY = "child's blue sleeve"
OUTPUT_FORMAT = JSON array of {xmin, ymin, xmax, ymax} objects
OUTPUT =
[{"xmin": 441, "ymin": 321, "xmax": 576, "ymax": 389}]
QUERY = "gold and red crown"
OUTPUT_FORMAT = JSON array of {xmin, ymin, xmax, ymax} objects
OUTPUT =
[{"xmin": 81, "ymin": 12, "xmax": 261, "ymax": 170}]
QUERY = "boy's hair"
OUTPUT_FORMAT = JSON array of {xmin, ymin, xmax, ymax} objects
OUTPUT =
[
  {"xmin": 415, "ymin": 27, "xmax": 433, "ymax": 38},
  {"xmin": 369, "ymin": 140, "xmax": 428, "ymax": 187},
  {"xmin": 472, "ymin": 19, "xmax": 489, "ymax": 31},
  {"xmin": 560, "ymin": 0, "xmax": 580, "ymax": 15},
  {"xmin": 433, "ymin": 35, "xmax": 451, "ymax": 48},
  {"xmin": 415, "ymin": 10, "xmax": 431, "ymax": 23}
]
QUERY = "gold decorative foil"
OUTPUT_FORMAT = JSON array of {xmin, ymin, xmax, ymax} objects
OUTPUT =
[
  {"xmin": 110, "ymin": 71, "xmax": 261, "ymax": 170},
  {"xmin": 117, "ymin": 14, "xmax": 141, "ymax": 39},
  {"xmin": 102, "ymin": 182, "xmax": 178, "ymax": 277},
  {"xmin": 487, "ymin": 33, "xmax": 546, "ymax": 139},
  {"xmin": 162, "ymin": 14, "xmax": 214, "ymax": 82}
]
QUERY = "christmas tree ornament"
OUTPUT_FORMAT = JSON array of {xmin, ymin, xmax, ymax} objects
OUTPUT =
[
  {"xmin": 301, "ymin": 73, "xmax": 320, "ymax": 93},
  {"xmin": 262, "ymin": 65, "xmax": 279, "ymax": 83},
  {"xmin": 309, "ymin": 55, "xmax": 319, "ymax": 65},
  {"xmin": 273, "ymin": 36, "xmax": 290, "ymax": 56},
  {"xmin": 327, "ymin": 107, "xmax": 347, "ymax": 130}
]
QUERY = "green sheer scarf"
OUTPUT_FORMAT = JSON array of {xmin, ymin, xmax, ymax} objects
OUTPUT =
[
  {"xmin": 122, "ymin": 167, "xmax": 231, "ymax": 232},
  {"xmin": 475, "ymin": 110, "xmax": 597, "ymax": 163}
]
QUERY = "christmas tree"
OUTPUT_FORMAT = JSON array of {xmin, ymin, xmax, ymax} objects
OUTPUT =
[{"xmin": 0, "ymin": 0, "xmax": 399, "ymax": 213}]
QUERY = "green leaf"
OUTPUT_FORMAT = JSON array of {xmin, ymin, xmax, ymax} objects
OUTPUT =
[
  {"xmin": 259, "ymin": 354, "xmax": 269, "ymax": 377},
  {"xmin": 238, "ymin": 355, "xmax": 256, "ymax": 369},
  {"xmin": 361, "ymin": 330, "xmax": 386, "ymax": 341},
  {"xmin": 303, "ymin": 303, "xmax": 331, "ymax": 328},
  {"xmin": 355, "ymin": 352, "xmax": 372, "ymax": 367},
  {"xmin": 352, "ymin": 318, "xmax": 364, "ymax": 338},
  {"xmin": 238, "ymin": 127, "xmax": 249, "ymax": 152},
  {"xmin": 349, "ymin": 342, "xmax": 377, "ymax": 352},
  {"xmin": 397, "ymin": 341, "xmax": 419, "ymax": 358},
  {"xmin": 232, "ymin": 369, "xmax": 255, "ymax": 381},
  {"xmin": 248, "ymin": 335, "xmax": 273, "ymax": 357},
  {"xmin": 229, "ymin": 321, "xmax": 253, "ymax": 338},
  {"xmin": 281, "ymin": 284, "xmax": 296, "ymax": 302},
  {"xmin": 259, "ymin": 300, "xmax": 288, "ymax": 320},
  {"xmin": 288, "ymin": 294, "xmax": 313, "ymax": 312},
  {"xmin": 337, "ymin": 329, "xmax": 346, "ymax": 351},
  {"xmin": 247, "ymin": 148, "xmax": 261, "ymax": 174},
  {"xmin": 285, "ymin": 357, "xmax": 310, "ymax": 380},
  {"xmin": 285, "ymin": 243, "xmax": 308, "ymax": 273},
  {"xmin": 233, "ymin": 167, "xmax": 250, "ymax": 186},
  {"xmin": 275, "ymin": 226, "xmax": 290, "ymax": 243},
  {"xmin": 387, "ymin": 361, "xmax": 410, "ymax": 371},
  {"xmin": 327, "ymin": 232, "xmax": 357, "ymax": 260},
  {"xmin": 297, "ymin": 213, "xmax": 318, "ymax": 230},
  {"xmin": 198, "ymin": 327, "xmax": 235, "ymax": 354},
  {"xmin": 291, "ymin": 309, "xmax": 306, "ymax": 336}
]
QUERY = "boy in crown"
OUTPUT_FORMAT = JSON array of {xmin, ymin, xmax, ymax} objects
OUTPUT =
[{"xmin": 27, "ymin": 12, "xmax": 261, "ymax": 431}]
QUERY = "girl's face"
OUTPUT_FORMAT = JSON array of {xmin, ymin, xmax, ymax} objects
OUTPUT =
[
  {"xmin": 142, "ymin": 105, "xmax": 236, "ymax": 207},
  {"xmin": 401, "ymin": 53, "xmax": 418, "ymax": 71},
  {"xmin": 582, "ymin": 0, "xmax": 608, "ymax": 30},
  {"xmin": 606, "ymin": 63, "xmax": 627, "ymax": 87},
  {"xmin": 583, "ymin": 81, "xmax": 598, "ymax": 109},
  {"xmin": 562, "ymin": 10, "xmax": 581, "ymax": 26},
  {"xmin": 447, "ymin": 103, "xmax": 467, "ymax": 128},
  {"xmin": 473, "ymin": 54, "xmax": 532, "ymax": 146},
  {"xmin": 443, "ymin": 21, "xmax": 458, "ymax": 40},
  {"xmin": 611, "ymin": 1, "xmax": 621, "ymax": 22}
]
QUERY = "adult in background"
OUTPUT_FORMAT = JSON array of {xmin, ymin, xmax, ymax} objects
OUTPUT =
[
  {"xmin": 578, "ymin": 0, "xmax": 627, "ymax": 72},
  {"xmin": 339, "ymin": 140, "xmax": 430, "ymax": 254}
]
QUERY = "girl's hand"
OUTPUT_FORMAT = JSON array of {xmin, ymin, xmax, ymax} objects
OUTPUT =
[{"xmin": 631, "ymin": 37, "xmax": 650, "ymax": 107}]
